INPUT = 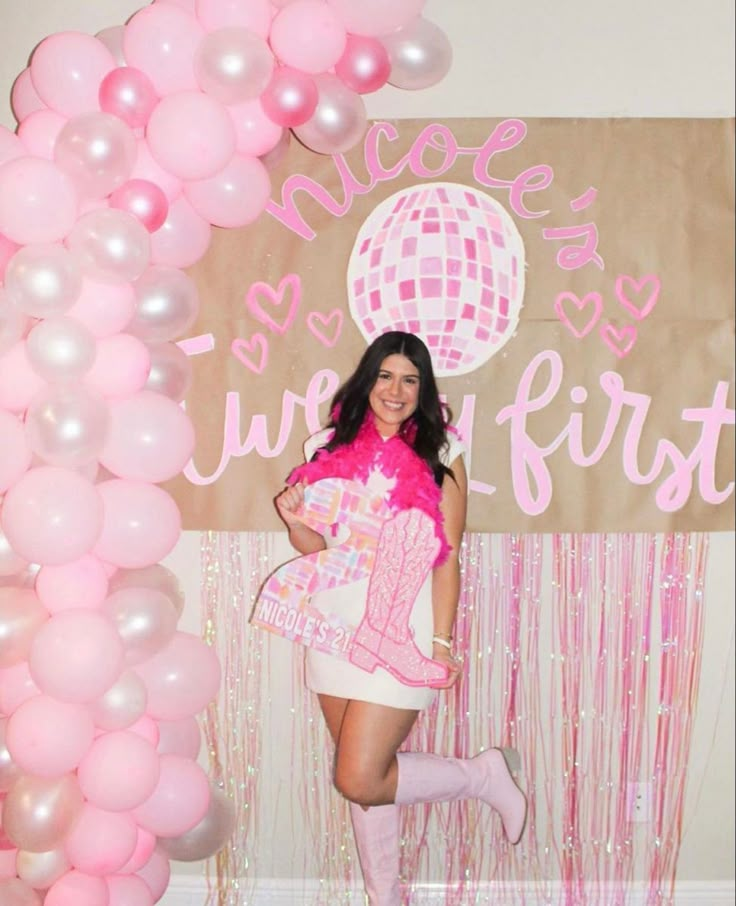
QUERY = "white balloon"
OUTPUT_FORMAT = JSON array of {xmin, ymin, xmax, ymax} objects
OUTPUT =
[
  {"xmin": 66, "ymin": 209, "xmax": 151, "ymax": 284},
  {"xmin": 382, "ymin": 18, "xmax": 452, "ymax": 90},
  {"xmin": 4, "ymin": 244, "xmax": 82, "ymax": 319},
  {"xmin": 292, "ymin": 73, "xmax": 367, "ymax": 155},
  {"xmin": 129, "ymin": 266, "xmax": 200, "ymax": 342},
  {"xmin": 26, "ymin": 317, "xmax": 97, "ymax": 382},
  {"xmin": 25, "ymin": 383, "xmax": 109, "ymax": 468},
  {"xmin": 145, "ymin": 342, "xmax": 193, "ymax": 402}
]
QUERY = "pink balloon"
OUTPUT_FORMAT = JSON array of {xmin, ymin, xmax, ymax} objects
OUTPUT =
[
  {"xmin": 0, "ymin": 343, "xmax": 46, "ymax": 413},
  {"xmin": 147, "ymin": 91, "xmax": 236, "ymax": 180},
  {"xmin": 134, "ymin": 631, "xmax": 221, "ymax": 720},
  {"xmin": 78, "ymin": 731, "xmax": 160, "ymax": 811},
  {"xmin": 0, "ymin": 127, "xmax": 23, "ymax": 166},
  {"xmin": 17, "ymin": 110, "xmax": 66, "ymax": 160},
  {"xmin": 124, "ymin": 5, "xmax": 204, "ymax": 95},
  {"xmin": 0, "ymin": 588, "xmax": 49, "ymax": 669},
  {"xmin": 10, "ymin": 69, "xmax": 45, "ymax": 123},
  {"xmin": 35, "ymin": 555, "xmax": 110, "ymax": 614},
  {"xmin": 132, "ymin": 754, "xmax": 210, "ymax": 837},
  {"xmin": 84, "ymin": 333, "xmax": 152, "ymax": 399},
  {"xmin": 65, "ymin": 279, "xmax": 136, "ymax": 339},
  {"xmin": 107, "ymin": 875, "xmax": 154, "ymax": 906},
  {"xmin": 65, "ymin": 804, "xmax": 137, "ymax": 874},
  {"xmin": 131, "ymin": 140, "xmax": 182, "ymax": 203},
  {"xmin": 0, "ymin": 879, "xmax": 43, "ymax": 905},
  {"xmin": 326, "ymin": 0, "xmax": 425, "ymax": 36},
  {"xmin": 260, "ymin": 66, "xmax": 318, "ymax": 127},
  {"xmin": 117, "ymin": 827, "xmax": 156, "ymax": 874},
  {"xmin": 30, "ymin": 32, "xmax": 116, "ymax": 117},
  {"xmin": 127, "ymin": 715, "xmax": 160, "ymax": 747},
  {"xmin": 196, "ymin": 0, "xmax": 271, "ymax": 35},
  {"xmin": 335, "ymin": 34, "xmax": 391, "ymax": 93},
  {"xmin": 228, "ymin": 98, "xmax": 284, "ymax": 155},
  {"xmin": 0, "ymin": 662, "xmax": 40, "ymax": 716},
  {"xmin": 0, "ymin": 238, "xmax": 21, "ymax": 284},
  {"xmin": 93, "ymin": 480, "xmax": 181, "ymax": 569},
  {"xmin": 149, "ymin": 197, "xmax": 211, "ymax": 268},
  {"xmin": 109, "ymin": 180, "xmax": 169, "ymax": 233},
  {"xmin": 259, "ymin": 126, "xmax": 292, "ymax": 171},
  {"xmin": 1, "ymin": 467, "xmax": 104, "ymax": 566},
  {"xmin": 29, "ymin": 610, "xmax": 124, "ymax": 704},
  {"xmin": 45, "ymin": 871, "xmax": 109, "ymax": 906},
  {"xmin": 6, "ymin": 695, "xmax": 95, "ymax": 777},
  {"xmin": 135, "ymin": 847, "xmax": 170, "ymax": 902},
  {"xmin": 99, "ymin": 68, "xmax": 159, "ymax": 129},
  {"xmin": 0, "ymin": 411, "xmax": 32, "ymax": 493},
  {"xmin": 157, "ymin": 716, "xmax": 202, "ymax": 759},
  {"xmin": 54, "ymin": 113, "xmax": 137, "ymax": 201},
  {"xmin": 0, "ymin": 158, "xmax": 78, "ymax": 245},
  {"xmin": 270, "ymin": 1, "xmax": 347, "ymax": 73},
  {"xmin": 184, "ymin": 153, "xmax": 271, "ymax": 227}
]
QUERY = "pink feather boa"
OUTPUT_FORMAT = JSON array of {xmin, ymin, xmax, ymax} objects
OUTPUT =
[{"xmin": 288, "ymin": 414, "xmax": 450, "ymax": 565}]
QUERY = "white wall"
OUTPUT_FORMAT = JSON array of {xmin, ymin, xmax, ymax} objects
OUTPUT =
[{"xmin": 1, "ymin": 0, "xmax": 733, "ymax": 898}]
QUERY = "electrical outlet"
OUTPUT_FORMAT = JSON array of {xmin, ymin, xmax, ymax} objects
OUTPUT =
[{"xmin": 627, "ymin": 781, "xmax": 652, "ymax": 823}]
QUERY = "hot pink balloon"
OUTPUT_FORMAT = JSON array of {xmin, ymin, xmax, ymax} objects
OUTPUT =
[
  {"xmin": 335, "ymin": 34, "xmax": 391, "ymax": 93},
  {"xmin": 0, "ymin": 343, "xmax": 46, "ymax": 414},
  {"xmin": 6, "ymin": 695, "xmax": 95, "ymax": 778},
  {"xmin": 135, "ymin": 847, "xmax": 170, "ymax": 902},
  {"xmin": 0, "ymin": 158, "xmax": 78, "ymax": 245},
  {"xmin": 78, "ymin": 731, "xmax": 160, "ymax": 811},
  {"xmin": 99, "ymin": 67, "xmax": 159, "ymax": 129},
  {"xmin": 35, "ymin": 555, "xmax": 110, "ymax": 614},
  {"xmin": 131, "ymin": 139, "xmax": 182, "ymax": 203},
  {"xmin": 260, "ymin": 66, "xmax": 318, "ymax": 128},
  {"xmin": 196, "ymin": 0, "xmax": 271, "ymax": 35},
  {"xmin": 65, "ymin": 279, "xmax": 136, "ymax": 339},
  {"xmin": 109, "ymin": 180, "xmax": 169, "ymax": 233},
  {"xmin": 147, "ymin": 91, "xmax": 236, "ymax": 180},
  {"xmin": 149, "ymin": 197, "xmax": 211, "ymax": 269},
  {"xmin": 0, "ymin": 662, "xmax": 40, "ymax": 716},
  {"xmin": 184, "ymin": 153, "xmax": 271, "ymax": 227},
  {"xmin": 1, "ymin": 467, "xmax": 104, "ymax": 566},
  {"xmin": 0, "ymin": 411, "xmax": 32, "ymax": 493},
  {"xmin": 45, "ymin": 870, "xmax": 109, "ymax": 906},
  {"xmin": 134, "ymin": 631, "xmax": 221, "ymax": 720},
  {"xmin": 228, "ymin": 98, "xmax": 284, "ymax": 155},
  {"xmin": 132, "ymin": 754, "xmax": 210, "ymax": 837},
  {"xmin": 10, "ymin": 69, "xmax": 45, "ymax": 123},
  {"xmin": 93, "ymin": 480, "xmax": 182, "ymax": 569},
  {"xmin": 84, "ymin": 333, "xmax": 152, "ymax": 399},
  {"xmin": 30, "ymin": 32, "xmax": 116, "ymax": 117},
  {"xmin": 270, "ymin": 0, "xmax": 347, "ymax": 73},
  {"xmin": 123, "ymin": 5, "xmax": 204, "ymax": 95},
  {"xmin": 16, "ymin": 110, "xmax": 66, "ymax": 160},
  {"xmin": 117, "ymin": 827, "xmax": 156, "ymax": 874},
  {"xmin": 107, "ymin": 875, "xmax": 154, "ymax": 906},
  {"xmin": 326, "ymin": 0, "xmax": 425, "ymax": 36}
]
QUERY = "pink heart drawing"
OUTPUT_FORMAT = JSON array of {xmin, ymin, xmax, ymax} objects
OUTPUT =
[
  {"xmin": 231, "ymin": 334, "xmax": 269, "ymax": 374},
  {"xmin": 600, "ymin": 322, "xmax": 637, "ymax": 359},
  {"xmin": 615, "ymin": 274, "xmax": 660, "ymax": 320},
  {"xmin": 554, "ymin": 291, "xmax": 603, "ymax": 338},
  {"xmin": 307, "ymin": 309, "xmax": 344, "ymax": 348},
  {"xmin": 245, "ymin": 273, "xmax": 301, "ymax": 335}
]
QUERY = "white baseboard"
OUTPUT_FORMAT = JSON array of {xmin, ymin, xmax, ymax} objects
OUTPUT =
[{"xmin": 160, "ymin": 876, "xmax": 735, "ymax": 905}]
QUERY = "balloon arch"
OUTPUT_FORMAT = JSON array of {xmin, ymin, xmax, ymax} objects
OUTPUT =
[{"xmin": 0, "ymin": 1, "xmax": 451, "ymax": 903}]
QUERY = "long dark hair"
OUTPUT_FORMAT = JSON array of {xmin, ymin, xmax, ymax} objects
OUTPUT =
[{"xmin": 323, "ymin": 331, "xmax": 453, "ymax": 486}]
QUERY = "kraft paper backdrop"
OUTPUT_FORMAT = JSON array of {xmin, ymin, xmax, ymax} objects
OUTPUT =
[{"xmin": 165, "ymin": 117, "xmax": 735, "ymax": 533}]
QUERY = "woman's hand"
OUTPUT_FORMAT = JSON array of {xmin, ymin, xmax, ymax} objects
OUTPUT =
[
  {"xmin": 275, "ymin": 482, "xmax": 306, "ymax": 529},
  {"xmin": 429, "ymin": 645, "xmax": 463, "ymax": 689}
]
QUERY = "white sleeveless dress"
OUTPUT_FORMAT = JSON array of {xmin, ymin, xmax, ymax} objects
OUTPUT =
[{"xmin": 300, "ymin": 430, "xmax": 466, "ymax": 710}]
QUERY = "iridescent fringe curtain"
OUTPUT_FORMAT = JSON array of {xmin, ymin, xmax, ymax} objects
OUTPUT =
[{"xmin": 200, "ymin": 532, "xmax": 708, "ymax": 905}]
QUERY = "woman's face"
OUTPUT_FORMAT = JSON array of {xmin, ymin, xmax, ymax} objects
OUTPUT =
[{"xmin": 368, "ymin": 353, "xmax": 420, "ymax": 437}]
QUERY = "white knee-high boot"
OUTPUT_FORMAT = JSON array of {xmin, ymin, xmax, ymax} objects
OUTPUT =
[
  {"xmin": 349, "ymin": 802, "xmax": 402, "ymax": 906},
  {"xmin": 394, "ymin": 748, "xmax": 528, "ymax": 845}
]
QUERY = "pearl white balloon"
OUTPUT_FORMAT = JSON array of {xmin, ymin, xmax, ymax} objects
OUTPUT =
[
  {"xmin": 66, "ymin": 209, "xmax": 151, "ymax": 284},
  {"xmin": 0, "ymin": 524, "xmax": 29, "ymax": 578},
  {"xmin": 4, "ymin": 244, "xmax": 82, "ymax": 319},
  {"xmin": 382, "ymin": 18, "xmax": 452, "ymax": 90},
  {"xmin": 129, "ymin": 266, "xmax": 200, "ymax": 342},
  {"xmin": 145, "ymin": 342, "xmax": 193, "ymax": 402},
  {"xmin": 25, "ymin": 317, "xmax": 97, "ymax": 382},
  {"xmin": 25, "ymin": 383, "xmax": 109, "ymax": 468},
  {"xmin": 195, "ymin": 27, "xmax": 274, "ymax": 104},
  {"xmin": 292, "ymin": 73, "xmax": 367, "ymax": 155},
  {"xmin": 90, "ymin": 670, "xmax": 148, "ymax": 730},
  {"xmin": 54, "ymin": 112, "xmax": 137, "ymax": 200},
  {"xmin": 0, "ymin": 288, "xmax": 30, "ymax": 354}
]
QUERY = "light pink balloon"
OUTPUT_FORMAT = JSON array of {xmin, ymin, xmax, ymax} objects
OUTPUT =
[
  {"xmin": 0, "ymin": 662, "xmax": 40, "ymax": 716},
  {"xmin": 30, "ymin": 32, "xmax": 116, "ymax": 117},
  {"xmin": 124, "ymin": 5, "xmax": 204, "ymax": 95},
  {"xmin": 326, "ymin": 0, "xmax": 425, "ymax": 36},
  {"xmin": 135, "ymin": 847, "xmax": 170, "ymax": 903},
  {"xmin": 194, "ymin": 28, "xmax": 274, "ymax": 105},
  {"xmin": 0, "ymin": 588, "xmax": 48, "ymax": 669},
  {"xmin": 0, "ymin": 158, "xmax": 78, "ymax": 245},
  {"xmin": 258, "ymin": 126, "xmax": 292, "ymax": 169},
  {"xmin": 292, "ymin": 73, "xmax": 367, "ymax": 154},
  {"xmin": 260, "ymin": 66, "xmax": 318, "ymax": 127},
  {"xmin": 196, "ymin": 0, "xmax": 271, "ymax": 34},
  {"xmin": 0, "ymin": 526, "xmax": 29, "ymax": 580},
  {"xmin": 0, "ymin": 411, "xmax": 32, "ymax": 493},
  {"xmin": 335, "ymin": 34, "xmax": 391, "ymax": 93},
  {"xmin": 184, "ymin": 153, "xmax": 271, "ymax": 227},
  {"xmin": 6, "ymin": 695, "xmax": 95, "ymax": 777},
  {"xmin": 95, "ymin": 27, "xmax": 127, "ymax": 67},
  {"xmin": 65, "ymin": 279, "xmax": 136, "ymax": 339},
  {"xmin": 35, "ymin": 555, "xmax": 110, "ymax": 614},
  {"xmin": 85, "ymin": 334, "xmax": 151, "ymax": 399},
  {"xmin": 45, "ymin": 870, "xmax": 110, "ymax": 906},
  {"xmin": 99, "ymin": 68, "xmax": 159, "ymax": 129},
  {"xmin": 132, "ymin": 754, "xmax": 210, "ymax": 837},
  {"xmin": 0, "ymin": 878, "xmax": 43, "ymax": 905},
  {"xmin": 0, "ymin": 238, "xmax": 21, "ymax": 285},
  {"xmin": 65, "ymin": 804, "xmax": 137, "ymax": 875},
  {"xmin": 1, "ymin": 467, "xmax": 104, "ymax": 566},
  {"xmin": 29, "ymin": 610, "xmax": 124, "ymax": 704},
  {"xmin": 270, "ymin": 0, "xmax": 347, "ymax": 73},
  {"xmin": 107, "ymin": 874, "xmax": 154, "ymax": 906},
  {"xmin": 90, "ymin": 671, "xmax": 148, "ymax": 731},
  {"xmin": 0, "ymin": 288, "xmax": 28, "ymax": 357},
  {"xmin": 0, "ymin": 343, "xmax": 46, "ymax": 413},
  {"xmin": 117, "ymin": 827, "xmax": 156, "ymax": 874},
  {"xmin": 16, "ymin": 110, "xmax": 66, "ymax": 159},
  {"xmin": 134, "ymin": 631, "xmax": 221, "ymax": 720},
  {"xmin": 159, "ymin": 783, "xmax": 235, "ymax": 861},
  {"xmin": 131, "ymin": 140, "xmax": 182, "ymax": 203},
  {"xmin": 0, "ymin": 718, "xmax": 22, "ymax": 792},
  {"xmin": 10, "ymin": 69, "xmax": 45, "ymax": 123},
  {"xmin": 66, "ymin": 209, "xmax": 151, "ymax": 284},
  {"xmin": 228, "ymin": 98, "xmax": 284, "ymax": 155},
  {"xmin": 127, "ymin": 715, "xmax": 160, "ymax": 747},
  {"xmin": 149, "ymin": 197, "xmax": 211, "ymax": 268},
  {"xmin": 157, "ymin": 716, "xmax": 201, "ymax": 759},
  {"xmin": 55, "ymin": 113, "xmax": 137, "ymax": 200},
  {"xmin": 78, "ymin": 731, "xmax": 160, "ymax": 811},
  {"xmin": 93, "ymin": 480, "xmax": 181, "ymax": 569},
  {"xmin": 0, "ymin": 126, "xmax": 23, "ymax": 166},
  {"xmin": 109, "ymin": 180, "xmax": 169, "ymax": 233},
  {"xmin": 147, "ymin": 91, "xmax": 236, "ymax": 180}
]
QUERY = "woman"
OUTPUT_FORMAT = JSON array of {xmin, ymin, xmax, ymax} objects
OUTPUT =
[{"xmin": 275, "ymin": 331, "xmax": 527, "ymax": 905}]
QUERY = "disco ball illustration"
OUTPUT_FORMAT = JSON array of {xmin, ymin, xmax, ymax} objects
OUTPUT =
[{"xmin": 347, "ymin": 182, "xmax": 526, "ymax": 376}]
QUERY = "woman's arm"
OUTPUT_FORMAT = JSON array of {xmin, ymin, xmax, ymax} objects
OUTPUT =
[
  {"xmin": 430, "ymin": 455, "xmax": 468, "ymax": 686},
  {"xmin": 275, "ymin": 482, "xmax": 327, "ymax": 556}
]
